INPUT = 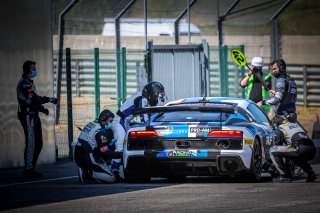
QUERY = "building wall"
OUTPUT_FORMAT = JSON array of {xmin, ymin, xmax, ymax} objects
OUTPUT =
[{"xmin": 0, "ymin": 0, "xmax": 55, "ymax": 168}]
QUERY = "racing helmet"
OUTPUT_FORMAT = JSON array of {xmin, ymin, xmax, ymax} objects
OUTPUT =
[
  {"xmin": 98, "ymin": 109, "xmax": 114, "ymax": 122},
  {"xmin": 142, "ymin": 81, "xmax": 166, "ymax": 106},
  {"xmin": 251, "ymin": 57, "xmax": 264, "ymax": 67}
]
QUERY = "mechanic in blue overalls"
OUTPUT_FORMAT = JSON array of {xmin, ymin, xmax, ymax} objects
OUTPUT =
[
  {"xmin": 74, "ymin": 110, "xmax": 122, "ymax": 184},
  {"xmin": 111, "ymin": 81, "xmax": 166, "ymax": 179},
  {"xmin": 257, "ymin": 59, "xmax": 297, "ymax": 122},
  {"xmin": 269, "ymin": 115, "xmax": 317, "ymax": 183}
]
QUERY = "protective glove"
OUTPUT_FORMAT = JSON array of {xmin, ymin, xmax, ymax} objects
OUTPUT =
[
  {"xmin": 247, "ymin": 69, "xmax": 252, "ymax": 77},
  {"xmin": 49, "ymin": 97, "xmax": 58, "ymax": 104},
  {"xmin": 42, "ymin": 108, "xmax": 49, "ymax": 116}
]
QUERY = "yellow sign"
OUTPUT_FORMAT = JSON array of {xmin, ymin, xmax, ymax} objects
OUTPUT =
[
  {"xmin": 231, "ymin": 49, "xmax": 246, "ymax": 67},
  {"xmin": 244, "ymin": 139, "xmax": 254, "ymax": 146}
]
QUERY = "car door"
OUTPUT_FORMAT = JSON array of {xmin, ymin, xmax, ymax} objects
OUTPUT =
[{"xmin": 247, "ymin": 104, "xmax": 275, "ymax": 159}]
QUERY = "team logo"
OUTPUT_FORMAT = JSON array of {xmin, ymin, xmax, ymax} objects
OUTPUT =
[
  {"xmin": 168, "ymin": 150, "xmax": 197, "ymax": 157},
  {"xmin": 189, "ymin": 127, "xmax": 210, "ymax": 133}
]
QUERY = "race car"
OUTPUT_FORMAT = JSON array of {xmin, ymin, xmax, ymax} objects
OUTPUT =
[{"xmin": 123, "ymin": 97, "xmax": 275, "ymax": 183}]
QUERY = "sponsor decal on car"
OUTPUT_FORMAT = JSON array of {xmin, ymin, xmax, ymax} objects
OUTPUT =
[
  {"xmin": 155, "ymin": 150, "xmax": 208, "ymax": 158},
  {"xmin": 161, "ymin": 125, "xmax": 217, "ymax": 138},
  {"xmin": 244, "ymin": 138, "xmax": 254, "ymax": 146},
  {"xmin": 163, "ymin": 125, "xmax": 189, "ymax": 138},
  {"xmin": 188, "ymin": 125, "xmax": 213, "ymax": 138},
  {"xmin": 189, "ymin": 127, "xmax": 211, "ymax": 133}
]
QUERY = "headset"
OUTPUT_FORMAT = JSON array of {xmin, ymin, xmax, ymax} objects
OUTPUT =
[{"xmin": 277, "ymin": 59, "xmax": 286, "ymax": 73}]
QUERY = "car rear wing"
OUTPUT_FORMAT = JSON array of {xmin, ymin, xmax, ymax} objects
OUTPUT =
[{"xmin": 133, "ymin": 105, "xmax": 237, "ymax": 116}]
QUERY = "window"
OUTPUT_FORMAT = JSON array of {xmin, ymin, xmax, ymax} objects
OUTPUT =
[
  {"xmin": 247, "ymin": 104, "xmax": 270, "ymax": 123},
  {"xmin": 154, "ymin": 111, "xmax": 230, "ymax": 122}
]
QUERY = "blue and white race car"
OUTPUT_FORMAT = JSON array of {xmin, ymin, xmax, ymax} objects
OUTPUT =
[{"xmin": 123, "ymin": 97, "xmax": 275, "ymax": 183}]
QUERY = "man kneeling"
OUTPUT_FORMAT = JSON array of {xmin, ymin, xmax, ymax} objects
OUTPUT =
[
  {"xmin": 74, "ymin": 110, "xmax": 122, "ymax": 183},
  {"xmin": 270, "ymin": 115, "xmax": 317, "ymax": 183}
]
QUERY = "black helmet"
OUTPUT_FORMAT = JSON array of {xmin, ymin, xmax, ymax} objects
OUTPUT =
[
  {"xmin": 271, "ymin": 114, "xmax": 287, "ymax": 128},
  {"xmin": 142, "ymin": 81, "xmax": 166, "ymax": 106},
  {"xmin": 98, "ymin": 109, "xmax": 114, "ymax": 122}
]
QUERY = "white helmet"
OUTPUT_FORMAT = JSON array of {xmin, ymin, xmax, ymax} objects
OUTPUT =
[{"xmin": 251, "ymin": 57, "xmax": 264, "ymax": 67}]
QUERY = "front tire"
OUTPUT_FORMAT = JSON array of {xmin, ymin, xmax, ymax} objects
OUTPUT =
[{"xmin": 248, "ymin": 138, "xmax": 262, "ymax": 182}]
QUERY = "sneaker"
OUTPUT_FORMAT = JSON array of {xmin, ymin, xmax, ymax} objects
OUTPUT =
[
  {"xmin": 306, "ymin": 172, "xmax": 317, "ymax": 182},
  {"xmin": 272, "ymin": 175, "xmax": 292, "ymax": 183},
  {"xmin": 78, "ymin": 168, "xmax": 86, "ymax": 184},
  {"xmin": 268, "ymin": 165, "xmax": 280, "ymax": 178},
  {"xmin": 294, "ymin": 167, "xmax": 305, "ymax": 178},
  {"xmin": 23, "ymin": 169, "xmax": 43, "ymax": 179},
  {"xmin": 78, "ymin": 168, "xmax": 96, "ymax": 184}
]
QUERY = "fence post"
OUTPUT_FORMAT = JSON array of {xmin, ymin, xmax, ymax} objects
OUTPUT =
[
  {"xmin": 303, "ymin": 65, "xmax": 307, "ymax": 107},
  {"xmin": 66, "ymin": 48, "xmax": 73, "ymax": 159},
  {"xmin": 136, "ymin": 61, "xmax": 141, "ymax": 92},
  {"xmin": 121, "ymin": 47, "xmax": 127, "ymax": 101},
  {"xmin": 76, "ymin": 60, "xmax": 80, "ymax": 97},
  {"xmin": 116, "ymin": 48, "xmax": 122, "ymax": 108},
  {"xmin": 94, "ymin": 48, "xmax": 100, "ymax": 118},
  {"xmin": 219, "ymin": 45, "xmax": 229, "ymax": 97}
]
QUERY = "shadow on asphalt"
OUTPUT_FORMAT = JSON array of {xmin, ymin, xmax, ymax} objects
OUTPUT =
[{"xmin": 0, "ymin": 158, "xmax": 319, "ymax": 211}]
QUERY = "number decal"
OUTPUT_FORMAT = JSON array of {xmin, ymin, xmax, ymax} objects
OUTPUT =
[
  {"xmin": 231, "ymin": 49, "xmax": 247, "ymax": 67},
  {"xmin": 165, "ymin": 126, "xmax": 174, "ymax": 134}
]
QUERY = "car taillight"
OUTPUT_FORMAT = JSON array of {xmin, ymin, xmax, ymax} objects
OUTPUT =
[
  {"xmin": 208, "ymin": 130, "xmax": 243, "ymax": 137},
  {"xmin": 129, "ymin": 130, "xmax": 158, "ymax": 138}
]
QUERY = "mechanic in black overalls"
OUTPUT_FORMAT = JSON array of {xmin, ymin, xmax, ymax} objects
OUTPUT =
[{"xmin": 17, "ymin": 60, "xmax": 58, "ymax": 178}]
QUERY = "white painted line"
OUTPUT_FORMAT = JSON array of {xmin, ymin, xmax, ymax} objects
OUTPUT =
[{"xmin": 0, "ymin": 176, "xmax": 78, "ymax": 187}]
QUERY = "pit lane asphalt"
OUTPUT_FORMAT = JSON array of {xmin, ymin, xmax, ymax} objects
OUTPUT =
[{"xmin": 1, "ymin": 158, "xmax": 320, "ymax": 213}]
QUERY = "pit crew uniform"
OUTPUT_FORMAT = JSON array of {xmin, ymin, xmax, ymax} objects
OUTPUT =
[
  {"xmin": 111, "ymin": 91, "xmax": 149, "ymax": 173},
  {"xmin": 263, "ymin": 74, "xmax": 297, "ymax": 122},
  {"xmin": 270, "ymin": 120, "xmax": 317, "ymax": 182},
  {"xmin": 17, "ymin": 74, "xmax": 53, "ymax": 174},
  {"xmin": 74, "ymin": 121, "xmax": 121, "ymax": 183}
]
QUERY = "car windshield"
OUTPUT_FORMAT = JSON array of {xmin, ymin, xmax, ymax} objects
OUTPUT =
[{"xmin": 153, "ymin": 111, "xmax": 230, "ymax": 122}]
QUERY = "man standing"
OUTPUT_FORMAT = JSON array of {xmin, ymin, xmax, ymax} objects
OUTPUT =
[
  {"xmin": 257, "ymin": 59, "xmax": 297, "ymax": 122},
  {"xmin": 17, "ymin": 60, "xmax": 58, "ymax": 178},
  {"xmin": 240, "ymin": 57, "xmax": 272, "ymax": 114}
]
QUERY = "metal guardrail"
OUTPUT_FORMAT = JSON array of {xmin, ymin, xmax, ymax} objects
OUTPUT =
[
  {"xmin": 53, "ymin": 58, "xmax": 320, "ymax": 107},
  {"xmin": 287, "ymin": 65, "xmax": 320, "ymax": 106},
  {"xmin": 53, "ymin": 59, "xmax": 143, "ymax": 98}
]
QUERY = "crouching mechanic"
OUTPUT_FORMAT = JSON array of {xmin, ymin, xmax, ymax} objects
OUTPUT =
[
  {"xmin": 74, "ymin": 110, "xmax": 122, "ymax": 184},
  {"xmin": 270, "ymin": 115, "xmax": 317, "ymax": 183},
  {"xmin": 111, "ymin": 81, "xmax": 166, "ymax": 177}
]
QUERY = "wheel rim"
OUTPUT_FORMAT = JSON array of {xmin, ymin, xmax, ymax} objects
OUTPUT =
[{"xmin": 253, "ymin": 140, "xmax": 262, "ymax": 177}]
